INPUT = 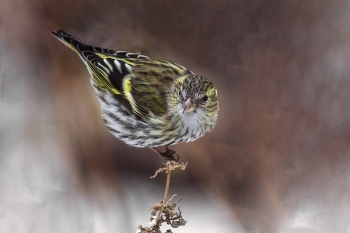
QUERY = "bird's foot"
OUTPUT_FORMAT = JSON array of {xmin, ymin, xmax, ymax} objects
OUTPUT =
[{"xmin": 150, "ymin": 146, "xmax": 179, "ymax": 161}]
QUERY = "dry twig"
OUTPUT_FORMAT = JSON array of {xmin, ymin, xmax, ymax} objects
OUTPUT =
[{"xmin": 137, "ymin": 161, "xmax": 188, "ymax": 233}]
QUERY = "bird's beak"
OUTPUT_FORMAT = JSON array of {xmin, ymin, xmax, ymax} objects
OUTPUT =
[{"xmin": 183, "ymin": 98, "xmax": 195, "ymax": 114}]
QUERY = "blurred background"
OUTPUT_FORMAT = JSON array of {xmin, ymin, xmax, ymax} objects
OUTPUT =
[{"xmin": 1, "ymin": 0, "xmax": 350, "ymax": 232}]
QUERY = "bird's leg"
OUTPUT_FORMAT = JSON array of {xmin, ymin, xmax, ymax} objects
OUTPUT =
[{"xmin": 150, "ymin": 146, "xmax": 179, "ymax": 161}]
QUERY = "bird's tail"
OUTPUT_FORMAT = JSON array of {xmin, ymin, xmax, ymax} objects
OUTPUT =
[
  {"xmin": 51, "ymin": 29, "xmax": 117, "ymax": 58},
  {"xmin": 51, "ymin": 29, "xmax": 85, "ymax": 56},
  {"xmin": 51, "ymin": 29, "xmax": 121, "ymax": 96}
]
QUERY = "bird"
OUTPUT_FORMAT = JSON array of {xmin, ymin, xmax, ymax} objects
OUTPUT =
[{"xmin": 51, "ymin": 29, "xmax": 219, "ymax": 160}]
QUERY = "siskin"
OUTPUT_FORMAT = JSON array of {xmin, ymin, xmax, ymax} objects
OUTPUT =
[{"xmin": 51, "ymin": 30, "xmax": 219, "ymax": 160}]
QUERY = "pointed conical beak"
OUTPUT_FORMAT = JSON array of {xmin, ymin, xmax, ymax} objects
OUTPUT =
[{"xmin": 183, "ymin": 98, "xmax": 195, "ymax": 114}]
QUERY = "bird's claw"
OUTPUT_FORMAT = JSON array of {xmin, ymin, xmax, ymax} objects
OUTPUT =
[
  {"xmin": 150, "ymin": 147, "xmax": 180, "ymax": 161},
  {"xmin": 161, "ymin": 148, "xmax": 179, "ymax": 161}
]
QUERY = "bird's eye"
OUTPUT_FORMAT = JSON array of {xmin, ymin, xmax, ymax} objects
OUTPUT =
[{"xmin": 201, "ymin": 95, "xmax": 209, "ymax": 102}]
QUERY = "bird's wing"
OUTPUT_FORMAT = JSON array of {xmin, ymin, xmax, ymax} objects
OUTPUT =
[
  {"xmin": 80, "ymin": 50, "xmax": 189, "ymax": 119},
  {"xmin": 80, "ymin": 50, "xmax": 151, "ymax": 119},
  {"xmin": 51, "ymin": 30, "xmax": 187, "ymax": 119}
]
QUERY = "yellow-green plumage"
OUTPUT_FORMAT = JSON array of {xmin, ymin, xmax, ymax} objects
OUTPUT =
[{"xmin": 51, "ymin": 29, "xmax": 219, "ymax": 160}]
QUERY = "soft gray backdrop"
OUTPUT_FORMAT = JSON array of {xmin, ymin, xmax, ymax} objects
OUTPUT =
[{"xmin": 1, "ymin": 1, "xmax": 350, "ymax": 232}]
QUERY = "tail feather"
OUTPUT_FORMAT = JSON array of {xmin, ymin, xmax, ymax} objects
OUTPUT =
[
  {"xmin": 51, "ymin": 29, "xmax": 117, "ymax": 57},
  {"xmin": 51, "ymin": 30, "xmax": 82, "ymax": 43},
  {"xmin": 51, "ymin": 30, "xmax": 85, "ymax": 55},
  {"xmin": 51, "ymin": 29, "xmax": 123, "ymax": 97}
]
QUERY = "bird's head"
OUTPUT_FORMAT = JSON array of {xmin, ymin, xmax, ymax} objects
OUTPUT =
[{"xmin": 169, "ymin": 75, "xmax": 219, "ymax": 132}]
